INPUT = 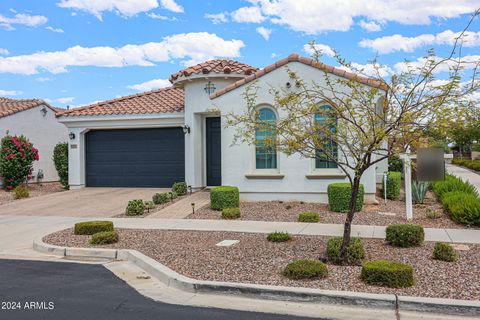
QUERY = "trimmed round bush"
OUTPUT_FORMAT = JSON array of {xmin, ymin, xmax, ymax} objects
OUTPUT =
[
  {"xmin": 361, "ymin": 260, "xmax": 414, "ymax": 288},
  {"xmin": 267, "ymin": 231, "xmax": 291, "ymax": 242},
  {"xmin": 382, "ymin": 171, "xmax": 401, "ymax": 200},
  {"xmin": 172, "ymin": 182, "xmax": 187, "ymax": 196},
  {"xmin": 327, "ymin": 183, "xmax": 364, "ymax": 212},
  {"xmin": 442, "ymin": 191, "xmax": 480, "ymax": 226},
  {"xmin": 153, "ymin": 192, "xmax": 169, "ymax": 205},
  {"xmin": 210, "ymin": 186, "xmax": 239, "ymax": 210},
  {"xmin": 74, "ymin": 221, "xmax": 114, "ymax": 235},
  {"xmin": 90, "ymin": 230, "xmax": 118, "ymax": 245},
  {"xmin": 385, "ymin": 224, "xmax": 424, "ymax": 247},
  {"xmin": 282, "ymin": 259, "xmax": 328, "ymax": 280},
  {"xmin": 326, "ymin": 237, "xmax": 365, "ymax": 265},
  {"xmin": 13, "ymin": 185, "xmax": 29, "ymax": 199},
  {"xmin": 433, "ymin": 242, "xmax": 457, "ymax": 262},
  {"xmin": 221, "ymin": 207, "xmax": 241, "ymax": 219},
  {"xmin": 298, "ymin": 212, "xmax": 320, "ymax": 222},
  {"xmin": 125, "ymin": 199, "xmax": 145, "ymax": 216}
]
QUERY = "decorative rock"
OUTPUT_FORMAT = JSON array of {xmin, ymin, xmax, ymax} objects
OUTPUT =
[{"xmin": 216, "ymin": 240, "xmax": 239, "ymax": 247}]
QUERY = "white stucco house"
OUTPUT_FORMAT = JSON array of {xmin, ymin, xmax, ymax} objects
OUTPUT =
[
  {"xmin": 58, "ymin": 53, "xmax": 387, "ymax": 203},
  {"xmin": 0, "ymin": 98, "xmax": 67, "ymax": 183}
]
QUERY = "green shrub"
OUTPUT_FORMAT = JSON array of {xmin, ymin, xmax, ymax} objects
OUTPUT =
[
  {"xmin": 221, "ymin": 207, "xmax": 241, "ymax": 219},
  {"xmin": 13, "ymin": 185, "xmax": 29, "ymax": 199},
  {"xmin": 153, "ymin": 192, "xmax": 169, "ymax": 205},
  {"xmin": 433, "ymin": 242, "xmax": 457, "ymax": 262},
  {"xmin": 267, "ymin": 231, "xmax": 292, "ymax": 242},
  {"xmin": 74, "ymin": 221, "xmax": 114, "ymax": 235},
  {"xmin": 361, "ymin": 260, "xmax": 414, "ymax": 288},
  {"xmin": 90, "ymin": 230, "xmax": 118, "ymax": 245},
  {"xmin": 412, "ymin": 181, "xmax": 429, "ymax": 204},
  {"xmin": 425, "ymin": 208, "xmax": 442, "ymax": 219},
  {"xmin": 327, "ymin": 183, "xmax": 364, "ymax": 212},
  {"xmin": 431, "ymin": 174, "xmax": 478, "ymax": 202},
  {"xmin": 442, "ymin": 191, "xmax": 480, "ymax": 226},
  {"xmin": 326, "ymin": 237, "xmax": 365, "ymax": 265},
  {"xmin": 0, "ymin": 135, "xmax": 39, "ymax": 190},
  {"xmin": 282, "ymin": 259, "xmax": 328, "ymax": 280},
  {"xmin": 385, "ymin": 224, "xmax": 424, "ymax": 247},
  {"xmin": 172, "ymin": 182, "xmax": 187, "ymax": 196},
  {"xmin": 298, "ymin": 212, "xmax": 320, "ymax": 222},
  {"xmin": 388, "ymin": 154, "xmax": 403, "ymax": 173},
  {"xmin": 452, "ymin": 158, "xmax": 480, "ymax": 171},
  {"xmin": 211, "ymin": 186, "xmax": 240, "ymax": 210},
  {"xmin": 144, "ymin": 200, "xmax": 155, "ymax": 212},
  {"xmin": 125, "ymin": 199, "xmax": 145, "ymax": 216},
  {"xmin": 169, "ymin": 191, "xmax": 178, "ymax": 200},
  {"xmin": 53, "ymin": 142, "xmax": 69, "ymax": 189},
  {"xmin": 382, "ymin": 172, "xmax": 401, "ymax": 200}
]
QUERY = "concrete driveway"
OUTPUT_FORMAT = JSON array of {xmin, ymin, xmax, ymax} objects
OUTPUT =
[{"xmin": 0, "ymin": 188, "xmax": 167, "ymax": 217}]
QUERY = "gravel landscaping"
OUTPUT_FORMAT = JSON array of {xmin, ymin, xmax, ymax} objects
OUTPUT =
[
  {"xmin": 0, "ymin": 182, "xmax": 65, "ymax": 205},
  {"xmin": 113, "ymin": 194, "xmax": 189, "ymax": 218},
  {"xmin": 188, "ymin": 190, "xmax": 468, "ymax": 229},
  {"xmin": 44, "ymin": 228, "xmax": 480, "ymax": 300}
]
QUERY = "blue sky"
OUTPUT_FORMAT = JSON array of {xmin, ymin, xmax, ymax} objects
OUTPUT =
[{"xmin": 0, "ymin": 0, "xmax": 479, "ymax": 108}]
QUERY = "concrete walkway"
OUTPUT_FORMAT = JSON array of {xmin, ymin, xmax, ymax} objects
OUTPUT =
[
  {"xmin": 0, "ymin": 215, "xmax": 479, "ymax": 249},
  {"xmin": 0, "ymin": 187, "xmax": 168, "ymax": 217},
  {"xmin": 446, "ymin": 163, "xmax": 480, "ymax": 193},
  {"xmin": 149, "ymin": 191, "xmax": 210, "ymax": 219}
]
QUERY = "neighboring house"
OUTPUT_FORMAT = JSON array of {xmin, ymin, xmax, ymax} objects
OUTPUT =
[
  {"xmin": 58, "ymin": 53, "xmax": 387, "ymax": 203},
  {"xmin": 0, "ymin": 98, "xmax": 67, "ymax": 183}
]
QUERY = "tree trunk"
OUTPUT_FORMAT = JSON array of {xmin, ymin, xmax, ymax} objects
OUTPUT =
[{"xmin": 339, "ymin": 175, "xmax": 362, "ymax": 264}]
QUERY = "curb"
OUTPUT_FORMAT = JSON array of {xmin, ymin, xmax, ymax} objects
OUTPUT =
[{"xmin": 33, "ymin": 237, "xmax": 480, "ymax": 316}]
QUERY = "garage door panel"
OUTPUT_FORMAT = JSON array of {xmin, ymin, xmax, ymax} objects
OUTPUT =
[{"xmin": 86, "ymin": 128, "xmax": 184, "ymax": 187}]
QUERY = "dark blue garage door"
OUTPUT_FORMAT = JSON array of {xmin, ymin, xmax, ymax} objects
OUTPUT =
[{"xmin": 85, "ymin": 128, "xmax": 185, "ymax": 187}]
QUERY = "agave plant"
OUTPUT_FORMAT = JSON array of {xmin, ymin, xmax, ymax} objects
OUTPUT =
[{"xmin": 412, "ymin": 181, "xmax": 430, "ymax": 204}]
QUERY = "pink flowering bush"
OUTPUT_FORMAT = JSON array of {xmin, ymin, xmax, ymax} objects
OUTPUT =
[{"xmin": 0, "ymin": 135, "xmax": 39, "ymax": 190}]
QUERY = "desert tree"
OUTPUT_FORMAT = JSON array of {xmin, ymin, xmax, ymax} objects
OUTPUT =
[{"xmin": 225, "ymin": 10, "xmax": 480, "ymax": 263}]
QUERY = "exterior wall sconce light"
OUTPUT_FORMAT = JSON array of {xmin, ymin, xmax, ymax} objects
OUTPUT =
[
  {"xmin": 182, "ymin": 125, "xmax": 191, "ymax": 134},
  {"xmin": 69, "ymin": 132, "xmax": 76, "ymax": 140},
  {"xmin": 40, "ymin": 106, "xmax": 48, "ymax": 117}
]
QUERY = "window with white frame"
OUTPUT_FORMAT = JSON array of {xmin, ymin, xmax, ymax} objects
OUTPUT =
[
  {"xmin": 255, "ymin": 108, "xmax": 277, "ymax": 169},
  {"xmin": 315, "ymin": 105, "xmax": 338, "ymax": 169}
]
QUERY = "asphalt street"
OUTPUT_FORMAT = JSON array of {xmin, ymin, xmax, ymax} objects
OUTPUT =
[{"xmin": 0, "ymin": 259, "xmax": 322, "ymax": 320}]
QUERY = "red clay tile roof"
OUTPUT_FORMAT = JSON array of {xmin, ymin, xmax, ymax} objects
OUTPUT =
[
  {"xmin": 0, "ymin": 97, "xmax": 56, "ymax": 118},
  {"xmin": 169, "ymin": 59, "xmax": 258, "ymax": 83},
  {"xmin": 210, "ymin": 53, "xmax": 388, "ymax": 99},
  {"xmin": 58, "ymin": 87, "xmax": 184, "ymax": 117}
]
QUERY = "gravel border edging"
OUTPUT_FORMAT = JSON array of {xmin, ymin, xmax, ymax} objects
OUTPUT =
[{"xmin": 32, "ymin": 237, "xmax": 480, "ymax": 316}]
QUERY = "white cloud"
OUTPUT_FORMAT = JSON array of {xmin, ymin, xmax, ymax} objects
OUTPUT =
[
  {"xmin": 360, "ymin": 30, "xmax": 480, "ymax": 54},
  {"xmin": 0, "ymin": 13, "xmax": 48, "ymax": 30},
  {"xmin": 394, "ymin": 54, "xmax": 480, "ymax": 74},
  {"xmin": 57, "ymin": 97, "xmax": 74, "ymax": 104},
  {"xmin": 147, "ymin": 12, "xmax": 168, "ymax": 20},
  {"xmin": 256, "ymin": 27, "xmax": 272, "ymax": 40},
  {"xmin": 205, "ymin": 12, "xmax": 228, "ymax": 24},
  {"xmin": 0, "ymin": 89, "xmax": 22, "ymax": 96},
  {"xmin": 57, "ymin": 0, "xmax": 159, "ymax": 20},
  {"xmin": 241, "ymin": 0, "xmax": 479, "ymax": 34},
  {"xmin": 359, "ymin": 20, "xmax": 381, "ymax": 32},
  {"xmin": 36, "ymin": 77, "xmax": 51, "ymax": 82},
  {"xmin": 127, "ymin": 78, "xmax": 171, "ymax": 91},
  {"xmin": 0, "ymin": 32, "xmax": 245, "ymax": 75},
  {"xmin": 160, "ymin": 0, "xmax": 183, "ymax": 13},
  {"xmin": 341, "ymin": 62, "xmax": 393, "ymax": 78},
  {"xmin": 303, "ymin": 43, "xmax": 336, "ymax": 57},
  {"xmin": 231, "ymin": 6, "xmax": 265, "ymax": 23},
  {"xmin": 46, "ymin": 26, "xmax": 65, "ymax": 33},
  {"xmin": 0, "ymin": 48, "xmax": 9, "ymax": 55}
]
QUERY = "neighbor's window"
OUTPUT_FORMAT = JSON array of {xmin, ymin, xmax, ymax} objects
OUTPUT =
[
  {"xmin": 255, "ymin": 108, "xmax": 277, "ymax": 169},
  {"xmin": 315, "ymin": 105, "xmax": 338, "ymax": 169}
]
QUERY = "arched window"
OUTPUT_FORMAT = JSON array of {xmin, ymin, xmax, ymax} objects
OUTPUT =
[
  {"xmin": 315, "ymin": 105, "xmax": 338, "ymax": 169},
  {"xmin": 255, "ymin": 108, "xmax": 277, "ymax": 169}
]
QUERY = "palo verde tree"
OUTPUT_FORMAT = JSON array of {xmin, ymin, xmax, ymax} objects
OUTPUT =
[{"xmin": 226, "ymin": 10, "xmax": 480, "ymax": 264}]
